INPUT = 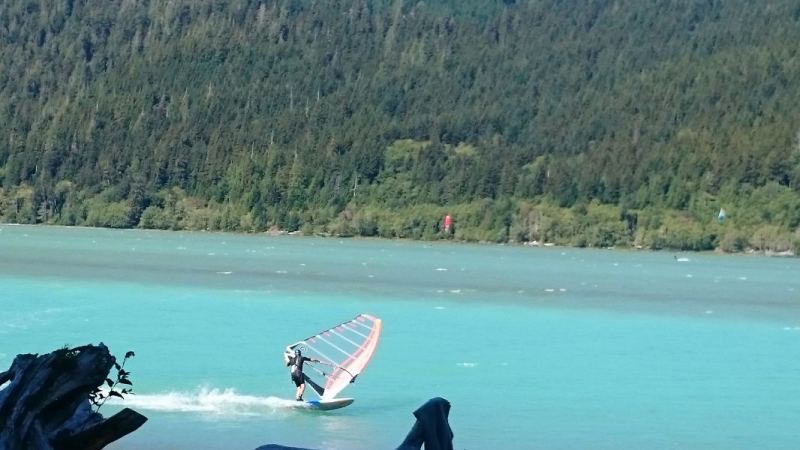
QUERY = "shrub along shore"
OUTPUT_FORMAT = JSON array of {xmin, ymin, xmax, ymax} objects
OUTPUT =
[{"xmin": 1, "ymin": 183, "xmax": 796, "ymax": 255}]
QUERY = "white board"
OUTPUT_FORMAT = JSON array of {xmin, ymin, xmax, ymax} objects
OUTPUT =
[{"xmin": 304, "ymin": 397, "xmax": 354, "ymax": 411}]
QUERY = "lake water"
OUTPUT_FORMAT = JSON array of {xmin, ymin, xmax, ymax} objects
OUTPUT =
[{"xmin": 1, "ymin": 224, "xmax": 799, "ymax": 449}]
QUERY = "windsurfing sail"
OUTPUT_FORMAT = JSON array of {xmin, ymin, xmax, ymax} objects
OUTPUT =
[{"xmin": 286, "ymin": 314, "xmax": 381, "ymax": 400}]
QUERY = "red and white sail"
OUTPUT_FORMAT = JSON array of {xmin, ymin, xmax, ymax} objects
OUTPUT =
[{"xmin": 286, "ymin": 314, "xmax": 382, "ymax": 400}]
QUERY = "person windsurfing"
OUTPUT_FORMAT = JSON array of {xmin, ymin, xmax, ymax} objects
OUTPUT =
[{"xmin": 285, "ymin": 347, "xmax": 321, "ymax": 401}]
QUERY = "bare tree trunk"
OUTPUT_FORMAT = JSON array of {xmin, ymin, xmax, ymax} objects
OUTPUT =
[{"xmin": 0, "ymin": 344, "xmax": 147, "ymax": 450}]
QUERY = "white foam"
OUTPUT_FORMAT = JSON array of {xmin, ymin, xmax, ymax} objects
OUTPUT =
[
  {"xmin": 434, "ymin": 306, "xmax": 446, "ymax": 310},
  {"xmin": 559, "ymin": 288, "xmax": 567, "ymax": 292},
  {"xmin": 704, "ymin": 310, "xmax": 713, "ymax": 314},
  {"xmin": 544, "ymin": 288, "xmax": 555, "ymax": 293},
  {"xmin": 738, "ymin": 276, "xmax": 748, "ymax": 281},
  {"xmin": 107, "ymin": 387, "xmax": 302, "ymax": 416},
  {"xmin": 435, "ymin": 268, "xmax": 448, "ymax": 272},
  {"xmin": 676, "ymin": 257, "xmax": 690, "ymax": 262},
  {"xmin": 216, "ymin": 271, "xmax": 233, "ymax": 275},
  {"xmin": 686, "ymin": 274, "xmax": 693, "ymax": 278},
  {"xmin": 449, "ymin": 289, "xmax": 462, "ymax": 294},
  {"xmin": 176, "ymin": 246, "xmax": 187, "ymax": 250},
  {"xmin": 456, "ymin": 362, "xmax": 478, "ymax": 368},
  {"xmin": 275, "ymin": 270, "xmax": 288, "ymax": 274}
]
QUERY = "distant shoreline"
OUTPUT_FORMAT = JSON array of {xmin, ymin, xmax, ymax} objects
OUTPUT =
[{"xmin": 3, "ymin": 222, "xmax": 795, "ymax": 258}]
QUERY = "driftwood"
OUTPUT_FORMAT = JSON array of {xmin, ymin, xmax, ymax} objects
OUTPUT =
[
  {"xmin": 254, "ymin": 446, "xmax": 315, "ymax": 450},
  {"xmin": 0, "ymin": 344, "xmax": 147, "ymax": 450},
  {"xmin": 396, "ymin": 397, "xmax": 454, "ymax": 450}
]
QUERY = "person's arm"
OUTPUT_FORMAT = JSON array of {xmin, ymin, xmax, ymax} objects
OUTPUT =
[{"xmin": 284, "ymin": 348, "xmax": 293, "ymax": 366}]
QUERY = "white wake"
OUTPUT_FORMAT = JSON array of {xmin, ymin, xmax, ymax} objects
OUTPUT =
[{"xmin": 108, "ymin": 386, "xmax": 304, "ymax": 416}]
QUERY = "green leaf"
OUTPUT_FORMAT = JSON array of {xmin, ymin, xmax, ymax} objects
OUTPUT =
[
  {"xmin": 108, "ymin": 390, "xmax": 124, "ymax": 399},
  {"xmin": 106, "ymin": 378, "xmax": 114, "ymax": 388},
  {"xmin": 118, "ymin": 378, "xmax": 132, "ymax": 385},
  {"xmin": 125, "ymin": 351, "xmax": 135, "ymax": 359}
]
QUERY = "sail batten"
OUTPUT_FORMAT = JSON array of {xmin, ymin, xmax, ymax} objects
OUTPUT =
[
  {"xmin": 287, "ymin": 314, "xmax": 381, "ymax": 400},
  {"xmin": 302, "ymin": 342, "xmax": 338, "ymax": 367},
  {"xmin": 330, "ymin": 329, "xmax": 361, "ymax": 348},
  {"xmin": 344, "ymin": 327, "xmax": 370, "ymax": 339},
  {"xmin": 316, "ymin": 335, "xmax": 353, "ymax": 358}
]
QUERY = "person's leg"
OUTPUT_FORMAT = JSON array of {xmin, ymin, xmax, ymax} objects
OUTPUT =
[
  {"xmin": 293, "ymin": 373, "xmax": 304, "ymax": 400},
  {"xmin": 297, "ymin": 382, "xmax": 306, "ymax": 400}
]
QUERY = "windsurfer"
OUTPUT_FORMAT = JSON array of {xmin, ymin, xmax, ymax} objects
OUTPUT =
[
  {"xmin": 282, "ymin": 314, "xmax": 382, "ymax": 405},
  {"xmin": 285, "ymin": 347, "xmax": 320, "ymax": 401}
]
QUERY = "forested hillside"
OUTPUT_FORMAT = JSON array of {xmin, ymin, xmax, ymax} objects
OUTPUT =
[{"xmin": 2, "ymin": 0, "xmax": 800, "ymax": 252}]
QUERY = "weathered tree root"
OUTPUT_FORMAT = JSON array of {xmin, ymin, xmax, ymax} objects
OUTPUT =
[{"xmin": 0, "ymin": 344, "xmax": 146, "ymax": 450}]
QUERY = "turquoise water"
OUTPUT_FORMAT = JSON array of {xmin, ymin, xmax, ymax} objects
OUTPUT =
[{"xmin": 2, "ymin": 224, "xmax": 799, "ymax": 449}]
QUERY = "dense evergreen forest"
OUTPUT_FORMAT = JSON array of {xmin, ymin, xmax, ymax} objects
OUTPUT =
[{"xmin": 2, "ymin": 0, "xmax": 800, "ymax": 253}]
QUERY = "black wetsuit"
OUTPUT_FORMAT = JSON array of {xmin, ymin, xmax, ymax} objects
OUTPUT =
[{"xmin": 288, "ymin": 355, "xmax": 311, "ymax": 387}]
